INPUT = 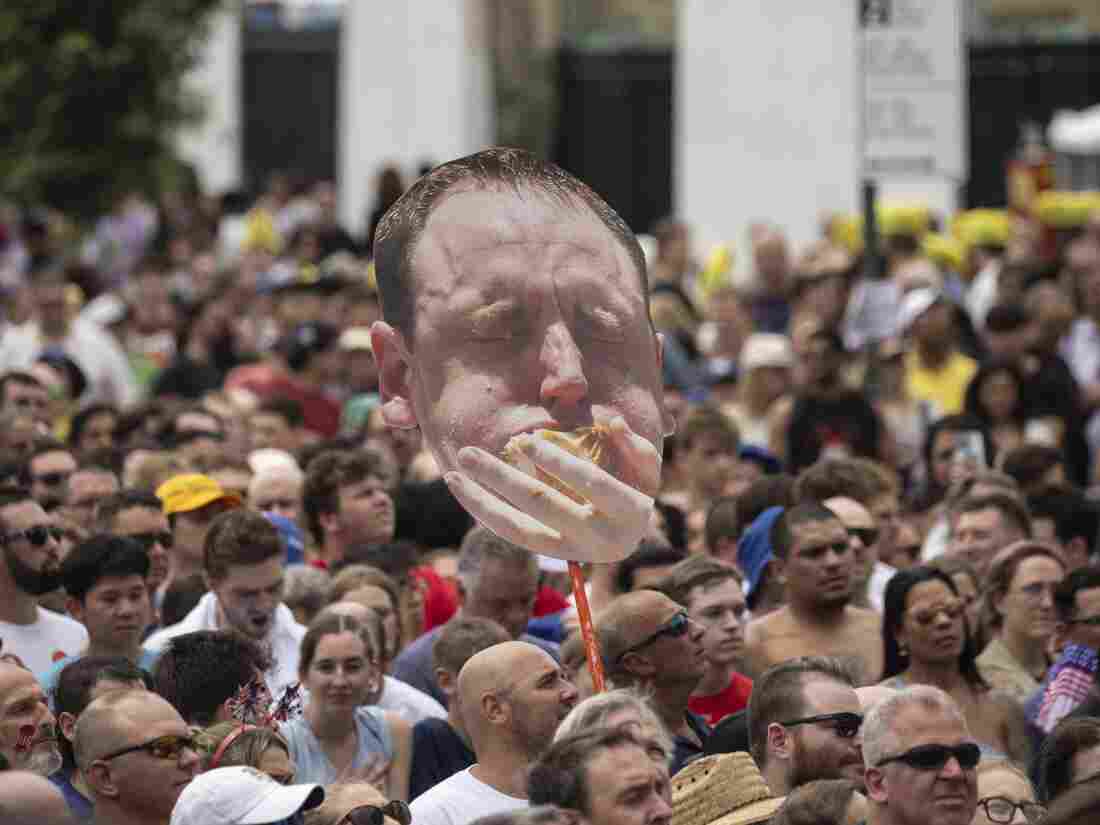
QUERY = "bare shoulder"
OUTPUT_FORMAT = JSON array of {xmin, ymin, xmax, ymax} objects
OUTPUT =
[{"xmin": 848, "ymin": 606, "xmax": 883, "ymax": 627}]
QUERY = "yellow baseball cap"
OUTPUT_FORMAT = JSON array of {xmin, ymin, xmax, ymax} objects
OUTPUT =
[{"xmin": 156, "ymin": 474, "xmax": 243, "ymax": 516}]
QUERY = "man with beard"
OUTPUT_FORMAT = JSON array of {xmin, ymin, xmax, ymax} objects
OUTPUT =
[
  {"xmin": 143, "ymin": 509, "xmax": 305, "ymax": 698},
  {"xmin": 0, "ymin": 660, "xmax": 64, "ymax": 777},
  {"xmin": 747, "ymin": 656, "xmax": 864, "ymax": 795},
  {"xmin": 411, "ymin": 641, "xmax": 578, "ymax": 825},
  {"xmin": 0, "ymin": 487, "xmax": 86, "ymax": 672},
  {"xmin": 743, "ymin": 503, "xmax": 882, "ymax": 685}
]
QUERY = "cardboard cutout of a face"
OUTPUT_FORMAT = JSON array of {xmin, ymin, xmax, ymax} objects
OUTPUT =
[{"xmin": 371, "ymin": 151, "xmax": 670, "ymax": 563}]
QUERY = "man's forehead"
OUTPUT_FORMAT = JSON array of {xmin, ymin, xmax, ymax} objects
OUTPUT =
[
  {"xmin": 1, "ymin": 499, "xmax": 46, "ymax": 525},
  {"xmin": 793, "ymin": 517, "xmax": 846, "ymax": 542},
  {"xmin": 115, "ymin": 505, "xmax": 168, "ymax": 529},
  {"xmin": 0, "ymin": 667, "xmax": 42, "ymax": 707},
  {"xmin": 892, "ymin": 705, "xmax": 967, "ymax": 744},
  {"xmin": 801, "ymin": 676, "xmax": 859, "ymax": 712}
]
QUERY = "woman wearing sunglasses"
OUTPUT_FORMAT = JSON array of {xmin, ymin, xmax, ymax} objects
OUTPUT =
[
  {"xmin": 281, "ymin": 613, "xmax": 412, "ymax": 799},
  {"xmin": 880, "ymin": 567, "xmax": 1031, "ymax": 766},
  {"xmin": 972, "ymin": 760, "xmax": 1044, "ymax": 825},
  {"xmin": 303, "ymin": 781, "xmax": 412, "ymax": 825}
]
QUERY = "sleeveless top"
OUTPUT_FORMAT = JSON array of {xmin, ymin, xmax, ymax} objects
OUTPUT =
[{"xmin": 281, "ymin": 706, "xmax": 394, "ymax": 784}]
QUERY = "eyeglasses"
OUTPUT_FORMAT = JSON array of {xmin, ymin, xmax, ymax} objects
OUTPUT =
[
  {"xmin": 617, "ymin": 611, "xmax": 692, "ymax": 663},
  {"xmin": 99, "ymin": 733, "xmax": 199, "ymax": 762},
  {"xmin": 341, "ymin": 801, "xmax": 412, "ymax": 825},
  {"xmin": 779, "ymin": 712, "xmax": 863, "ymax": 739},
  {"xmin": 847, "ymin": 527, "xmax": 879, "ymax": 547},
  {"xmin": 128, "ymin": 530, "xmax": 174, "ymax": 550},
  {"xmin": 975, "ymin": 797, "xmax": 1044, "ymax": 824},
  {"xmin": 0, "ymin": 525, "xmax": 62, "ymax": 546},
  {"xmin": 32, "ymin": 472, "xmax": 71, "ymax": 487},
  {"xmin": 1068, "ymin": 615, "xmax": 1100, "ymax": 627},
  {"xmin": 875, "ymin": 742, "xmax": 981, "ymax": 771}
]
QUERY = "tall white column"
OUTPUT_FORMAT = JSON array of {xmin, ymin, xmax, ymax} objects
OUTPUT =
[
  {"xmin": 339, "ymin": 0, "xmax": 494, "ymax": 238},
  {"xmin": 175, "ymin": 2, "xmax": 243, "ymax": 196}
]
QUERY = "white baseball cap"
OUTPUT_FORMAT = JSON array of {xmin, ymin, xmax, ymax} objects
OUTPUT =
[
  {"xmin": 740, "ymin": 333, "xmax": 794, "ymax": 371},
  {"xmin": 170, "ymin": 766, "xmax": 324, "ymax": 825}
]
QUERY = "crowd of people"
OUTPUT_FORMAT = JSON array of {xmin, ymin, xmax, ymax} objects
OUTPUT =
[{"xmin": 3, "ymin": 146, "xmax": 1100, "ymax": 825}]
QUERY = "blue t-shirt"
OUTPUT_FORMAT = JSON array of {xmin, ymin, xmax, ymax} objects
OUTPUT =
[{"xmin": 50, "ymin": 771, "xmax": 93, "ymax": 823}]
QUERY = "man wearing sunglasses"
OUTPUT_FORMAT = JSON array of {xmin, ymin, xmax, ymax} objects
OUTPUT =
[
  {"xmin": 596, "ymin": 590, "xmax": 708, "ymax": 774},
  {"xmin": 96, "ymin": 489, "xmax": 176, "ymax": 612},
  {"xmin": 75, "ymin": 689, "xmax": 201, "ymax": 825},
  {"xmin": 862, "ymin": 685, "xmax": 979, "ymax": 825},
  {"xmin": 0, "ymin": 486, "xmax": 87, "ymax": 673},
  {"xmin": 748, "ymin": 656, "xmax": 864, "ymax": 795}
]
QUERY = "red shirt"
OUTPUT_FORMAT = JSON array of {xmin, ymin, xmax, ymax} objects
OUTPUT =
[{"xmin": 688, "ymin": 672, "xmax": 754, "ymax": 727}]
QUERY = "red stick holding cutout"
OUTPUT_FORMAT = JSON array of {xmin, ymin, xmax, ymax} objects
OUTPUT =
[{"xmin": 569, "ymin": 560, "xmax": 606, "ymax": 693}]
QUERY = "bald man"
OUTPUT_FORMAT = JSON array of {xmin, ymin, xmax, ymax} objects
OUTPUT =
[
  {"xmin": 410, "ymin": 641, "xmax": 578, "ymax": 825},
  {"xmin": 595, "ymin": 590, "xmax": 708, "ymax": 773},
  {"xmin": 320, "ymin": 602, "xmax": 447, "ymax": 724},
  {"xmin": 74, "ymin": 690, "xmax": 200, "ymax": 825},
  {"xmin": 0, "ymin": 660, "xmax": 62, "ymax": 776},
  {"xmin": 0, "ymin": 771, "xmax": 75, "ymax": 825}
]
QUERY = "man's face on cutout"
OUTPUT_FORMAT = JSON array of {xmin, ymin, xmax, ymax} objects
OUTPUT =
[{"xmin": 375, "ymin": 186, "xmax": 667, "ymax": 481}]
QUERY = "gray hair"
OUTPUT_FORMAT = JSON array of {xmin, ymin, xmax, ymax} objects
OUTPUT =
[
  {"xmin": 554, "ymin": 687, "xmax": 674, "ymax": 765},
  {"xmin": 282, "ymin": 565, "xmax": 331, "ymax": 625},
  {"xmin": 862, "ymin": 685, "xmax": 968, "ymax": 768},
  {"xmin": 456, "ymin": 525, "xmax": 537, "ymax": 594}
]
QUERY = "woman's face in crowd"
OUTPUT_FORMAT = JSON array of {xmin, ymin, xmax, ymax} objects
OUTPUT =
[
  {"xmin": 898, "ymin": 580, "xmax": 965, "ymax": 666},
  {"xmin": 305, "ymin": 631, "xmax": 376, "ymax": 711},
  {"xmin": 978, "ymin": 370, "xmax": 1019, "ymax": 421}
]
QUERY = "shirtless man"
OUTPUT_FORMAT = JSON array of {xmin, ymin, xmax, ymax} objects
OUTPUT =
[{"xmin": 743, "ymin": 503, "xmax": 883, "ymax": 684}]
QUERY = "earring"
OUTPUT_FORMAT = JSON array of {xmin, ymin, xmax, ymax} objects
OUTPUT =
[{"xmin": 898, "ymin": 642, "xmax": 909, "ymax": 658}]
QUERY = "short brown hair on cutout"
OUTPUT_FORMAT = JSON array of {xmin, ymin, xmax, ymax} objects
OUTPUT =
[
  {"xmin": 203, "ymin": 509, "xmax": 284, "ymax": 581},
  {"xmin": 374, "ymin": 147, "xmax": 649, "ymax": 344}
]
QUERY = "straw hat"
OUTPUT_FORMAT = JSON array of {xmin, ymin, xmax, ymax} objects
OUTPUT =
[{"xmin": 672, "ymin": 752, "xmax": 784, "ymax": 825}]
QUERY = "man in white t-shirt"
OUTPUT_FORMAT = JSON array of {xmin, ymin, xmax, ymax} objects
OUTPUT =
[
  {"xmin": 410, "ymin": 641, "xmax": 578, "ymax": 825},
  {"xmin": 0, "ymin": 487, "xmax": 87, "ymax": 673}
]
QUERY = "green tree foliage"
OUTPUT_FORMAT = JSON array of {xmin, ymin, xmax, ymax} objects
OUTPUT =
[{"xmin": 0, "ymin": 0, "xmax": 224, "ymax": 218}]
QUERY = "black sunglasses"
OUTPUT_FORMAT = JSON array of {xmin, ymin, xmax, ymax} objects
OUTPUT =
[
  {"xmin": 847, "ymin": 526, "xmax": 879, "ymax": 547},
  {"xmin": 128, "ymin": 530, "xmax": 174, "ymax": 550},
  {"xmin": 616, "ymin": 611, "xmax": 691, "ymax": 663},
  {"xmin": 343, "ymin": 801, "xmax": 412, "ymax": 825},
  {"xmin": 875, "ymin": 742, "xmax": 981, "ymax": 771},
  {"xmin": 99, "ymin": 733, "xmax": 199, "ymax": 762},
  {"xmin": 779, "ymin": 711, "xmax": 863, "ymax": 739},
  {"xmin": 0, "ymin": 525, "xmax": 62, "ymax": 546}
]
